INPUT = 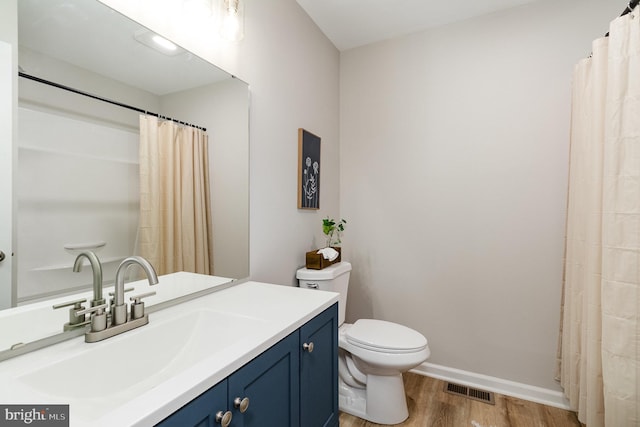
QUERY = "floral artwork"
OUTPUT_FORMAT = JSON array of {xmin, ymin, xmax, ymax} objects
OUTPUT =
[
  {"xmin": 303, "ymin": 156, "xmax": 319, "ymax": 205},
  {"xmin": 298, "ymin": 129, "xmax": 321, "ymax": 209}
]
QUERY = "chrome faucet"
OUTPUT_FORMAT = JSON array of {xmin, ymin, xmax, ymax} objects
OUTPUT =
[
  {"xmin": 112, "ymin": 256, "xmax": 159, "ymax": 326},
  {"xmin": 73, "ymin": 251, "xmax": 105, "ymax": 306},
  {"xmin": 76, "ymin": 255, "xmax": 159, "ymax": 343}
]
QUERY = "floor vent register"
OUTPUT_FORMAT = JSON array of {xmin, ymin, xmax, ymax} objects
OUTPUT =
[{"xmin": 444, "ymin": 382, "xmax": 496, "ymax": 405}]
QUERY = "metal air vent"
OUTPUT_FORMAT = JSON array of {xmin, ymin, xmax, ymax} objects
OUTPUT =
[{"xmin": 444, "ymin": 382, "xmax": 495, "ymax": 405}]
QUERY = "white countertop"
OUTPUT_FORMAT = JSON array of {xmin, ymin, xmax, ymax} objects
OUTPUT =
[{"xmin": 0, "ymin": 277, "xmax": 338, "ymax": 426}]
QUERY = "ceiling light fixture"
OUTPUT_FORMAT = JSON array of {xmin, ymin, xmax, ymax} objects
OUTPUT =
[
  {"xmin": 151, "ymin": 35, "xmax": 178, "ymax": 51},
  {"xmin": 134, "ymin": 29, "xmax": 184, "ymax": 56},
  {"xmin": 220, "ymin": 0, "xmax": 244, "ymax": 42}
]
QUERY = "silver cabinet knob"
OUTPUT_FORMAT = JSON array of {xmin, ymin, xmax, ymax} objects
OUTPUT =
[
  {"xmin": 303, "ymin": 342, "xmax": 314, "ymax": 352},
  {"xmin": 215, "ymin": 410, "xmax": 232, "ymax": 426},
  {"xmin": 234, "ymin": 396, "xmax": 250, "ymax": 413}
]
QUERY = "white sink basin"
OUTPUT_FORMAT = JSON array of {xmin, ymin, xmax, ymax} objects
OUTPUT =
[{"xmin": 18, "ymin": 308, "xmax": 261, "ymax": 400}]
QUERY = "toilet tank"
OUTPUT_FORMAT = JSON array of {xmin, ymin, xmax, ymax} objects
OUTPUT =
[{"xmin": 296, "ymin": 261, "xmax": 351, "ymax": 326}]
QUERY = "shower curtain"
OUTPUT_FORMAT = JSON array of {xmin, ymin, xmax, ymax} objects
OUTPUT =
[
  {"xmin": 137, "ymin": 115, "xmax": 214, "ymax": 276},
  {"xmin": 559, "ymin": 5, "xmax": 639, "ymax": 427}
]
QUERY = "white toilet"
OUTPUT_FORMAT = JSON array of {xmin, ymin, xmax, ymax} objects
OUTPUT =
[{"xmin": 297, "ymin": 261, "xmax": 430, "ymax": 425}]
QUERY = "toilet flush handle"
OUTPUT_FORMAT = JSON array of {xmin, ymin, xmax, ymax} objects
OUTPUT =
[{"xmin": 306, "ymin": 283, "xmax": 319, "ymax": 289}]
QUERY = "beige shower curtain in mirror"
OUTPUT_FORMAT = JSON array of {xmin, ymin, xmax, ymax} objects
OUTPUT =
[
  {"xmin": 138, "ymin": 115, "xmax": 213, "ymax": 276},
  {"xmin": 559, "ymin": 6, "xmax": 639, "ymax": 427}
]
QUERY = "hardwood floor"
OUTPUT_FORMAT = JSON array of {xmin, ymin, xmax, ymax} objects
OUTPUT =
[{"xmin": 338, "ymin": 372, "xmax": 582, "ymax": 427}]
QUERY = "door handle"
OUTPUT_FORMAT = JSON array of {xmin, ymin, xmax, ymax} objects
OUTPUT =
[{"xmin": 0, "ymin": 251, "xmax": 5, "ymax": 262}]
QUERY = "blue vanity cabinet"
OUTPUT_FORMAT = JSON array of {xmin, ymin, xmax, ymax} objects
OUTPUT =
[
  {"xmin": 228, "ymin": 332, "xmax": 300, "ymax": 426},
  {"xmin": 300, "ymin": 304, "xmax": 339, "ymax": 427},
  {"xmin": 156, "ymin": 303, "xmax": 338, "ymax": 427},
  {"xmin": 156, "ymin": 379, "xmax": 229, "ymax": 427}
]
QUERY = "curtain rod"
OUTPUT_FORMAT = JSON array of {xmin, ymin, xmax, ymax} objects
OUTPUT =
[
  {"xmin": 622, "ymin": 0, "xmax": 639, "ymax": 16},
  {"xmin": 18, "ymin": 72, "xmax": 206, "ymax": 132},
  {"xmin": 605, "ymin": 0, "xmax": 639, "ymax": 36}
]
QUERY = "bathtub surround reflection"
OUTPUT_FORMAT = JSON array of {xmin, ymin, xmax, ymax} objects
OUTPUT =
[{"xmin": 16, "ymin": 106, "xmax": 139, "ymax": 302}]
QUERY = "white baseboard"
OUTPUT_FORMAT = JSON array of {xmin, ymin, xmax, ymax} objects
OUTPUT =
[{"xmin": 410, "ymin": 362, "xmax": 571, "ymax": 410}]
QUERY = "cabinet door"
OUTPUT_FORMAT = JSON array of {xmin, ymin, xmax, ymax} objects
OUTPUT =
[
  {"xmin": 156, "ymin": 379, "xmax": 228, "ymax": 427},
  {"xmin": 300, "ymin": 303, "xmax": 338, "ymax": 427},
  {"xmin": 228, "ymin": 332, "xmax": 300, "ymax": 427}
]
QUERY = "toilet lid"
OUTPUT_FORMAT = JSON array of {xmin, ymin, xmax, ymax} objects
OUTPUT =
[{"xmin": 345, "ymin": 319, "xmax": 427, "ymax": 353}]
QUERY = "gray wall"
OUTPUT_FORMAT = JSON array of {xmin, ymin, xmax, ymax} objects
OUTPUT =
[{"xmin": 340, "ymin": 0, "xmax": 621, "ymax": 390}]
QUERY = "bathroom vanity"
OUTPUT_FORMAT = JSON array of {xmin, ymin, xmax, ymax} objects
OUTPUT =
[
  {"xmin": 0, "ymin": 275, "xmax": 339, "ymax": 427},
  {"xmin": 158, "ymin": 303, "xmax": 338, "ymax": 427}
]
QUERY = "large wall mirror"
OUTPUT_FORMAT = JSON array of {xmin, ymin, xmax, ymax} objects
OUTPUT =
[{"xmin": 0, "ymin": 0, "xmax": 249, "ymax": 316}]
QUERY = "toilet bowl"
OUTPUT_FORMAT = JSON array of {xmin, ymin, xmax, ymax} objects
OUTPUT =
[{"xmin": 296, "ymin": 261, "xmax": 430, "ymax": 425}]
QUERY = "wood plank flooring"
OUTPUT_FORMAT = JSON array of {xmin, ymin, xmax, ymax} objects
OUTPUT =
[{"xmin": 338, "ymin": 372, "xmax": 582, "ymax": 427}]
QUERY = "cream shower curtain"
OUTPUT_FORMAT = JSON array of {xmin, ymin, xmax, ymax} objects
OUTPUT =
[
  {"xmin": 138, "ymin": 115, "xmax": 213, "ymax": 276},
  {"xmin": 559, "ymin": 6, "xmax": 639, "ymax": 427}
]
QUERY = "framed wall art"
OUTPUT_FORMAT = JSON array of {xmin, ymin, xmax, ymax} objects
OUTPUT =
[{"xmin": 298, "ymin": 128, "xmax": 321, "ymax": 209}]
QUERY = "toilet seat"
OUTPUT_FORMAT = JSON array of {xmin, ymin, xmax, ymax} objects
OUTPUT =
[{"xmin": 345, "ymin": 319, "xmax": 427, "ymax": 354}]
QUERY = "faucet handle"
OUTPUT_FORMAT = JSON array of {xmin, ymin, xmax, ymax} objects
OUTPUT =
[
  {"xmin": 76, "ymin": 303, "xmax": 108, "ymax": 332},
  {"xmin": 53, "ymin": 298, "xmax": 88, "ymax": 326},
  {"xmin": 108, "ymin": 287, "xmax": 134, "ymax": 297},
  {"xmin": 53, "ymin": 298, "xmax": 87, "ymax": 310},
  {"xmin": 130, "ymin": 291, "xmax": 156, "ymax": 320},
  {"xmin": 75, "ymin": 303, "xmax": 107, "ymax": 316},
  {"xmin": 130, "ymin": 291, "xmax": 156, "ymax": 304}
]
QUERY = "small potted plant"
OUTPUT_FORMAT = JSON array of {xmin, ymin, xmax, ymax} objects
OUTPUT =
[{"xmin": 322, "ymin": 217, "xmax": 347, "ymax": 248}]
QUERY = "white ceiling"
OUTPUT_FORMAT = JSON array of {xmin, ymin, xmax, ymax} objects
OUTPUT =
[{"xmin": 296, "ymin": 0, "xmax": 541, "ymax": 51}]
